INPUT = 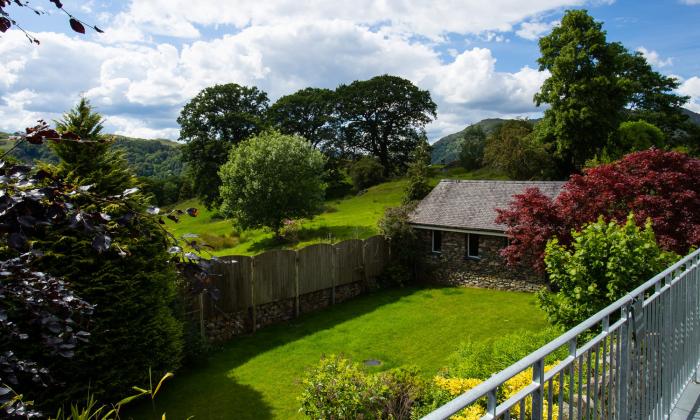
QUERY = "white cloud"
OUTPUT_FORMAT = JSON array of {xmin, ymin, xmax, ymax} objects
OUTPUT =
[
  {"xmin": 110, "ymin": 0, "xmax": 589, "ymax": 41},
  {"xmin": 679, "ymin": 77, "xmax": 700, "ymax": 113},
  {"xmin": 1, "ymin": 0, "xmax": 631, "ymax": 141},
  {"xmin": 680, "ymin": 0, "xmax": 700, "ymax": 4},
  {"xmin": 637, "ymin": 47, "xmax": 673, "ymax": 68},
  {"xmin": 516, "ymin": 20, "xmax": 558, "ymax": 40}
]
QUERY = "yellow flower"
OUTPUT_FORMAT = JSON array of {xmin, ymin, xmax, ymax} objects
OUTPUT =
[
  {"xmin": 434, "ymin": 376, "xmax": 483, "ymax": 396},
  {"xmin": 451, "ymin": 404, "xmax": 486, "ymax": 420}
]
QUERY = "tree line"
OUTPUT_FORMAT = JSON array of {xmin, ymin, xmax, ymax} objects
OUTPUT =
[
  {"xmin": 456, "ymin": 10, "xmax": 699, "ymax": 181},
  {"xmin": 178, "ymin": 75, "xmax": 437, "ymax": 208}
]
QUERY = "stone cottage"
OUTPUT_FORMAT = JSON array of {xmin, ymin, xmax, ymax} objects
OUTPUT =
[{"xmin": 408, "ymin": 180, "xmax": 565, "ymax": 292}]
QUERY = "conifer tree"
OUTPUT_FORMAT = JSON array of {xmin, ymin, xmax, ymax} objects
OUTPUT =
[
  {"xmin": 403, "ymin": 138, "xmax": 432, "ymax": 203},
  {"xmin": 51, "ymin": 97, "xmax": 136, "ymax": 195}
]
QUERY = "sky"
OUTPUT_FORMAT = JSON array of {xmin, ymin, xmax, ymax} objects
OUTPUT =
[{"xmin": 1, "ymin": 0, "xmax": 699, "ymax": 142}]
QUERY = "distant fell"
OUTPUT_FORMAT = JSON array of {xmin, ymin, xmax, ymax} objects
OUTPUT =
[
  {"xmin": 0, "ymin": 133, "xmax": 183, "ymax": 178},
  {"xmin": 433, "ymin": 108, "xmax": 700, "ymax": 165},
  {"xmin": 430, "ymin": 118, "xmax": 507, "ymax": 164}
]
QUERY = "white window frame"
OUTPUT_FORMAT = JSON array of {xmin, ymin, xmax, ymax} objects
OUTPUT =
[
  {"xmin": 432, "ymin": 230, "xmax": 442, "ymax": 253},
  {"xmin": 466, "ymin": 233, "xmax": 480, "ymax": 259}
]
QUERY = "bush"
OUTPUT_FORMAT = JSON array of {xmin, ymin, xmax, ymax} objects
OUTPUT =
[
  {"xmin": 378, "ymin": 204, "xmax": 423, "ymax": 286},
  {"xmin": 299, "ymin": 356, "xmax": 427, "ymax": 420},
  {"xmin": 299, "ymin": 355, "xmax": 384, "ymax": 419},
  {"xmin": 403, "ymin": 139, "xmax": 432, "ymax": 203},
  {"xmin": 349, "ymin": 157, "xmax": 385, "ymax": 191},
  {"xmin": 539, "ymin": 214, "xmax": 678, "ymax": 329},
  {"xmin": 483, "ymin": 120, "xmax": 554, "ymax": 180},
  {"xmin": 443, "ymin": 327, "xmax": 566, "ymax": 380}
]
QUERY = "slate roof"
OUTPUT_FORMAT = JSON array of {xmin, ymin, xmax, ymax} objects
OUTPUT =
[{"xmin": 408, "ymin": 180, "xmax": 566, "ymax": 233}]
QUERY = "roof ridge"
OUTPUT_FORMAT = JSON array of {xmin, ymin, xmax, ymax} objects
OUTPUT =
[{"xmin": 438, "ymin": 179, "xmax": 567, "ymax": 184}]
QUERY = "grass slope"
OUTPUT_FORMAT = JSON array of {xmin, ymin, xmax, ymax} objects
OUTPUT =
[
  {"xmin": 166, "ymin": 166, "xmax": 508, "ymax": 256},
  {"xmin": 130, "ymin": 287, "xmax": 547, "ymax": 419}
]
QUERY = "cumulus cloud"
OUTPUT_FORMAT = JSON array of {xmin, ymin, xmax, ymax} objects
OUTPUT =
[
  {"xmin": 516, "ymin": 20, "xmax": 558, "ymax": 40},
  {"xmin": 3, "ymin": 0, "xmax": 649, "ymax": 141},
  {"xmin": 110, "ymin": 0, "xmax": 588, "ymax": 41},
  {"xmin": 637, "ymin": 47, "xmax": 673, "ymax": 68},
  {"xmin": 679, "ymin": 77, "xmax": 700, "ymax": 113}
]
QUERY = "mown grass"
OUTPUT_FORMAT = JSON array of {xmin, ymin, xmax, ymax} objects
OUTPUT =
[
  {"xmin": 165, "ymin": 166, "xmax": 507, "ymax": 256},
  {"xmin": 129, "ymin": 286, "xmax": 546, "ymax": 419}
]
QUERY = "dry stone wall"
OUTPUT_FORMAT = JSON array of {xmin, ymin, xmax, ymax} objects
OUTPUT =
[{"xmin": 417, "ymin": 229, "xmax": 545, "ymax": 292}]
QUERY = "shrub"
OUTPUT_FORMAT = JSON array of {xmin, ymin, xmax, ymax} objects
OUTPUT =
[
  {"xmin": 349, "ymin": 157, "xmax": 385, "ymax": 191},
  {"xmin": 377, "ymin": 367, "xmax": 426, "ymax": 420},
  {"xmin": 299, "ymin": 356, "xmax": 428, "ymax": 420},
  {"xmin": 378, "ymin": 204, "xmax": 423, "ymax": 286},
  {"xmin": 403, "ymin": 139, "xmax": 432, "ymax": 203},
  {"xmin": 496, "ymin": 149, "xmax": 700, "ymax": 273},
  {"xmin": 539, "ymin": 215, "xmax": 678, "ymax": 329},
  {"xmin": 443, "ymin": 327, "xmax": 566, "ymax": 380},
  {"xmin": 299, "ymin": 355, "xmax": 384, "ymax": 419},
  {"xmin": 483, "ymin": 120, "xmax": 554, "ymax": 180}
]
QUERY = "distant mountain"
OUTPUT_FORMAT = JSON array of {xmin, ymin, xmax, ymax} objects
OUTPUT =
[
  {"xmin": 432, "ymin": 108, "xmax": 700, "ymax": 165},
  {"xmin": 0, "ymin": 133, "xmax": 184, "ymax": 178},
  {"xmin": 430, "ymin": 118, "xmax": 508, "ymax": 164},
  {"xmin": 682, "ymin": 108, "xmax": 700, "ymax": 125}
]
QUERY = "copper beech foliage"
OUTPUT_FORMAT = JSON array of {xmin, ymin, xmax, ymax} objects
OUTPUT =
[
  {"xmin": 496, "ymin": 149, "xmax": 700, "ymax": 273},
  {"xmin": 0, "ymin": 122, "xmax": 213, "ymax": 417},
  {"xmin": 0, "ymin": 0, "xmax": 102, "ymax": 45}
]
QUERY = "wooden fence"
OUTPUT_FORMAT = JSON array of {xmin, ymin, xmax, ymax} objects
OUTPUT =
[{"xmin": 198, "ymin": 235, "xmax": 390, "ymax": 337}]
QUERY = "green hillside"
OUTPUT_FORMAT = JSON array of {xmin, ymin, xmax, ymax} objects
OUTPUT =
[
  {"xmin": 165, "ymin": 166, "xmax": 508, "ymax": 256},
  {"xmin": 430, "ymin": 118, "xmax": 506, "ymax": 164},
  {"xmin": 0, "ymin": 133, "xmax": 183, "ymax": 178}
]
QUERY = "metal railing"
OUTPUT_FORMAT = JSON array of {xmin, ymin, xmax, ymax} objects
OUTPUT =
[{"xmin": 423, "ymin": 248, "xmax": 700, "ymax": 420}]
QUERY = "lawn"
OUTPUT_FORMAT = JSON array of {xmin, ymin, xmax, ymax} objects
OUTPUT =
[
  {"xmin": 166, "ymin": 166, "xmax": 507, "ymax": 256},
  {"xmin": 128, "ymin": 286, "xmax": 547, "ymax": 419}
]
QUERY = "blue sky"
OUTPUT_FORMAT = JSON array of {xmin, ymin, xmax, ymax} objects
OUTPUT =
[{"xmin": 1, "ymin": 0, "xmax": 699, "ymax": 141}]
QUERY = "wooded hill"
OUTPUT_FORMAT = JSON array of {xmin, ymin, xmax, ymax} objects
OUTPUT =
[
  {"xmin": 0, "ymin": 132, "xmax": 184, "ymax": 178},
  {"xmin": 431, "ymin": 108, "xmax": 700, "ymax": 165}
]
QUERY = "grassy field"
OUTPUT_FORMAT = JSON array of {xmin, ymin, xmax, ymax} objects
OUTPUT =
[
  {"xmin": 128, "ymin": 287, "xmax": 547, "ymax": 419},
  {"xmin": 166, "ymin": 166, "xmax": 507, "ymax": 256}
]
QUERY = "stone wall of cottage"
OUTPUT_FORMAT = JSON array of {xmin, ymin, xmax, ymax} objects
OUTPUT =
[
  {"xmin": 417, "ymin": 229, "xmax": 545, "ymax": 292},
  {"xmin": 203, "ymin": 282, "xmax": 364, "ymax": 343}
]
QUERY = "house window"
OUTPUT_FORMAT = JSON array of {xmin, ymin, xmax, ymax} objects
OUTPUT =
[
  {"xmin": 432, "ymin": 230, "xmax": 442, "ymax": 253},
  {"xmin": 466, "ymin": 233, "xmax": 480, "ymax": 259}
]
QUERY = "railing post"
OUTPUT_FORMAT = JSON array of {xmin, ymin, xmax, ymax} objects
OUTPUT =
[
  {"xmin": 618, "ymin": 302, "xmax": 631, "ymax": 420},
  {"xmin": 532, "ymin": 359, "xmax": 544, "ymax": 419}
]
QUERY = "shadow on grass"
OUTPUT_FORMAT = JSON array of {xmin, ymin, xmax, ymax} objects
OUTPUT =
[{"xmin": 126, "ymin": 287, "xmax": 417, "ymax": 419}]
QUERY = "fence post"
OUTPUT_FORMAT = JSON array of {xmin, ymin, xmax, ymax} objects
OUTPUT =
[
  {"xmin": 532, "ymin": 358, "xmax": 544, "ymax": 419},
  {"xmin": 198, "ymin": 293, "xmax": 205, "ymax": 341},
  {"xmin": 331, "ymin": 245, "xmax": 337, "ymax": 305},
  {"xmin": 251, "ymin": 256, "xmax": 257, "ymax": 333},
  {"xmin": 295, "ymin": 252, "xmax": 300, "ymax": 318},
  {"xmin": 361, "ymin": 240, "xmax": 368, "ymax": 290}
]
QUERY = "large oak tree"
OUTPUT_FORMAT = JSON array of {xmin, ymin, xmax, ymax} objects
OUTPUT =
[
  {"xmin": 178, "ymin": 83, "xmax": 269, "ymax": 208},
  {"xmin": 336, "ymin": 75, "xmax": 436, "ymax": 175}
]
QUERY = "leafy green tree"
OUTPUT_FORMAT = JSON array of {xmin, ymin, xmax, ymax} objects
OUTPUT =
[
  {"xmin": 336, "ymin": 75, "xmax": 437, "ymax": 175},
  {"xmin": 348, "ymin": 156, "xmax": 385, "ymax": 191},
  {"xmin": 458, "ymin": 125, "xmax": 487, "ymax": 170},
  {"xmin": 178, "ymin": 83, "xmax": 269, "ymax": 208},
  {"xmin": 267, "ymin": 87, "xmax": 338, "ymax": 151},
  {"xmin": 219, "ymin": 131, "xmax": 326, "ymax": 239},
  {"xmin": 534, "ymin": 10, "xmax": 688, "ymax": 175},
  {"xmin": 51, "ymin": 98, "xmax": 136, "ymax": 195},
  {"xmin": 483, "ymin": 120, "xmax": 553, "ymax": 180},
  {"xmin": 587, "ymin": 120, "xmax": 666, "ymax": 165},
  {"xmin": 538, "ymin": 215, "xmax": 677, "ymax": 329},
  {"xmin": 403, "ymin": 138, "xmax": 432, "ymax": 203}
]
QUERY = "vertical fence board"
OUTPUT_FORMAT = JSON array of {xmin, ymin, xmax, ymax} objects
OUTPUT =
[
  {"xmin": 335, "ymin": 239, "xmax": 364, "ymax": 285},
  {"xmin": 363, "ymin": 235, "xmax": 389, "ymax": 279},
  {"xmin": 298, "ymin": 243, "xmax": 335, "ymax": 294},
  {"xmin": 253, "ymin": 250, "xmax": 297, "ymax": 305}
]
